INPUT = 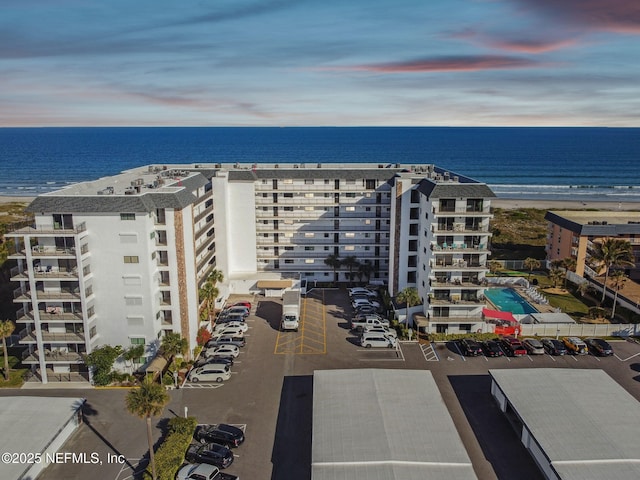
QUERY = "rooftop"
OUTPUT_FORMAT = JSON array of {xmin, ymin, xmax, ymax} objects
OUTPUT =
[
  {"xmin": 312, "ymin": 369, "xmax": 477, "ymax": 480},
  {"xmin": 490, "ymin": 368, "xmax": 640, "ymax": 480},
  {"xmin": 546, "ymin": 210, "xmax": 640, "ymax": 235}
]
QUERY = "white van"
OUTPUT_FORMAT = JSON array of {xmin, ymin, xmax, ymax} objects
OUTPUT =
[
  {"xmin": 189, "ymin": 364, "xmax": 232, "ymax": 383},
  {"xmin": 360, "ymin": 333, "xmax": 397, "ymax": 349}
]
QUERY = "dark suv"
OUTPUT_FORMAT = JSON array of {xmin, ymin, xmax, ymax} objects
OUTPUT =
[
  {"xmin": 584, "ymin": 337, "xmax": 613, "ymax": 356},
  {"xmin": 195, "ymin": 424, "xmax": 245, "ymax": 448},
  {"xmin": 185, "ymin": 443, "xmax": 234, "ymax": 469},
  {"xmin": 481, "ymin": 340, "xmax": 504, "ymax": 357},
  {"xmin": 459, "ymin": 338, "xmax": 483, "ymax": 356}
]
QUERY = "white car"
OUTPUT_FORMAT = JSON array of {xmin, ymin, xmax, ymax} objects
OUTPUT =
[
  {"xmin": 214, "ymin": 321, "xmax": 248, "ymax": 333},
  {"xmin": 362, "ymin": 325, "xmax": 397, "ymax": 338},
  {"xmin": 204, "ymin": 345, "xmax": 240, "ymax": 358},
  {"xmin": 176, "ymin": 463, "xmax": 227, "ymax": 480},
  {"xmin": 348, "ymin": 287, "xmax": 377, "ymax": 297},
  {"xmin": 360, "ymin": 333, "xmax": 397, "ymax": 349},
  {"xmin": 213, "ymin": 326, "xmax": 245, "ymax": 338},
  {"xmin": 352, "ymin": 298, "xmax": 380, "ymax": 309}
]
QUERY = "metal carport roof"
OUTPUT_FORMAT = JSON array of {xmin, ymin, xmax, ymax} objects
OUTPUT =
[{"xmin": 312, "ymin": 369, "xmax": 477, "ymax": 480}]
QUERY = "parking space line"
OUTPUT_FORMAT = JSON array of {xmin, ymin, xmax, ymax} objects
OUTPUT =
[
  {"xmin": 453, "ymin": 342, "xmax": 466, "ymax": 362},
  {"xmin": 114, "ymin": 458, "xmax": 145, "ymax": 480},
  {"xmin": 615, "ymin": 351, "xmax": 640, "ymax": 362},
  {"xmin": 420, "ymin": 343, "xmax": 439, "ymax": 362}
]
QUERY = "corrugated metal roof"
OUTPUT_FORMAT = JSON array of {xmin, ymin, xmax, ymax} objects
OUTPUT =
[
  {"xmin": 312, "ymin": 369, "xmax": 477, "ymax": 480},
  {"xmin": 227, "ymin": 168, "xmax": 404, "ymax": 181},
  {"xmin": 490, "ymin": 368, "xmax": 640, "ymax": 480}
]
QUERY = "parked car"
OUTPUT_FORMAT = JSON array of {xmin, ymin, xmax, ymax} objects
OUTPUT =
[
  {"xmin": 500, "ymin": 336, "xmax": 527, "ymax": 356},
  {"xmin": 354, "ymin": 305, "xmax": 379, "ymax": 315},
  {"xmin": 204, "ymin": 345, "xmax": 240, "ymax": 358},
  {"xmin": 194, "ymin": 356, "xmax": 234, "ymax": 368},
  {"xmin": 353, "ymin": 313, "xmax": 384, "ymax": 322},
  {"xmin": 352, "ymin": 298, "xmax": 381, "ymax": 309},
  {"xmin": 207, "ymin": 335, "xmax": 246, "ymax": 348},
  {"xmin": 176, "ymin": 463, "xmax": 238, "ymax": 480},
  {"xmin": 194, "ymin": 424, "xmax": 245, "ymax": 448},
  {"xmin": 459, "ymin": 338, "xmax": 483, "ymax": 356},
  {"xmin": 360, "ymin": 333, "xmax": 397, "ymax": 348},
  {"xmin": 522, "ymin": 338, "xmax": 545, "ymax": 355},
  {"xmin": 348, "ymin": 287, "xmax": 377, "ymax": 298},
  {"xmin": 214, "ymin": 321, "xmax": 248, "ymax": 333},
  {"xmin": 217, "ymin": 313, "xmax": 246, "ymax": 324},
  {"xmin": 541, "ymin": 338, "xmax": 567, "ymax": 355},
  {"xmin": 189, "ymin": 364, "xmax": 232, "ymax": 383},
  {"xmin": 584, "ymin": 337, "xmax": 614, "ymax": 356},
  {"xmin": 231, "ymin": 301, "xmax": 251, "ymax": 309},
  {"xmin": 185, "ymin": 443, "xmax": 234, "ymax": 469},
  {"xmin": 213, "ymin": 326, "xmax": 246, "ymax": 338},
  {"xmin": 220, "ymin": 309, "xmax": 249, "ymax": 319},
  {"xmin": 480, "ymin": 340, "xmax": 504, "ymax": 357},
  {"xmin": 563, "ymin": 336, "xmax": 588, "ymax": 355},
  {"xmin": 362, "ymin": 325, "xmax": 398, "ymax": 338}
]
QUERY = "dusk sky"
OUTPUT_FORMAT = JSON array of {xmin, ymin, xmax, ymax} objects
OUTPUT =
[{"xmin": 2, "ymin": 0, "xmax": 639, "ymax": 126}]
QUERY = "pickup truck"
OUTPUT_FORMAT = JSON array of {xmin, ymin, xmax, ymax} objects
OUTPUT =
[
  {"xmin": 351, "ymin": 316, "xmax": 390, "ymax": 331},
  {"xmin": 176, "ymin": 462, "xmax": 239, "ymax": 480}
]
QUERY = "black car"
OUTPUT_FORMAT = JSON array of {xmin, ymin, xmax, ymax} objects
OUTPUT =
[
  {"xmin": 459, "ymin": 338, "xmax": 483, "ymax": 356},
  {"xmin": 195, "ymin": 424, "xmax": 245, "ymax": 448},
  {"xmin": 354, "ymin": 305, "xmax": 378, "ymax": 315},
  {"xmin": 185, "ymin": 443, "xmax": 234, "ymax": 469},
  {"xmin": 481, "ymin": 340, "xmax": 504, "ymax": 357},
  {"xmin": 541, "ymin": 338, "xmax": 568, "ymax": 355},
  {"xmin": 584, "ymin": 337, "xmax": 614, "ymax": 356},
  {"xmin": 206, "ymin": 335, "xmax": 246, "ymax": 348},
  {"xmin": 193, "ymin": 356, "xmax": 234, "ymax": 369}
]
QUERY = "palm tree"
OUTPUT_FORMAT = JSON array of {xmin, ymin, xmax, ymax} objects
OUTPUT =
[
  {"xmin": 488, "ymin": 260, "xmax": 503, "ymax": 276},
  {"xmin": 549, "ymin": 268, "xmax": 564, "ymax": 289},
  {"xmin": 610, "ymin": 270, "xmax": 628, "ymax": 320},
  {"xmin": 396, "ymin": 287, "xmax": 421, "ymax": 329},
  {"xmin": 577, "ymin": 281, "xmax": 594, "ymax": 299},
  {"xmin": 342, "ymin": 256, "xmax": 359, "ymax": 284},
  {"xmin": 160, "ymin": 332, "xmax": 188, "ymax": 361},
  {"xmin": 561, "ymin": 257, "xmax": 577, "ymax": 289},
  {"xmin": 125, "ymin": 376, "xmax": 169, "ymax": 480},
  {"xmin": 207, "ymin": 269, "xmax": 224, "ymax": 286},
  {"xmin": 123, "ymin": 344, "xmax": 145, "ymax": 374},
  {"xmin": 199, "ymin": 281, "xmax": 219, "ymax": 321},
  {"xmin": 358, "ymin": 261, "xmax": 374, "ymax": 284},
  {"xmin": 590, "ymin": 238, "xmax": 635, "ymax": 303},
  {"xmin": 523, "ymin": 257, "xmax": 540, "ymax": 281},
  {"xmin": 324, "ymin": 254, "xmax": 341, "ymax": 283},
  {"xmin": 0, "ymin": 320, "xmax": 15, "ymax": 381}
]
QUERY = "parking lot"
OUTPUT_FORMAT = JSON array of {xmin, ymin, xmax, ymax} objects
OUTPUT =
[{"xmin": 8, "ymin": 287, "xmax": 640, "ymax": 480}]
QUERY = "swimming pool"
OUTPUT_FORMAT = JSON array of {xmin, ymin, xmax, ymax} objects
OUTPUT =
[{"xmin": 484, "ymin": 288, "xmax": 538, "ymax": 315}]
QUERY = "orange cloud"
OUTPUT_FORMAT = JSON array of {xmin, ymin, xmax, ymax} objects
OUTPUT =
[{"xmin": 484, "ymin": 38, "xmax": 578, "ymax": 54}]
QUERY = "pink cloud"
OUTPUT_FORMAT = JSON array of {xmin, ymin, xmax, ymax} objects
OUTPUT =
[
  {"xmin": 513, "ymin": 0, "xmax": 640, "ymax": 34},
  {"xmin": 484, "ymin": 38, "xmax": 578, "ymax": 54},
  {"xmin": 338, "ymin": 56, "xmax": 541, "ymax": 73}
]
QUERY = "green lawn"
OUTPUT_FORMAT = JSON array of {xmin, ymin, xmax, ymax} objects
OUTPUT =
[{"xmin": 0, "ymin": 356, "xmax": 27, "ymax": 388}]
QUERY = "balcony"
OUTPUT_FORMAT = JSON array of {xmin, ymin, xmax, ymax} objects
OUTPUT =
[
  {"xmin": 430, "ymin": 260, "xmax": 487, "ymax": 271},
  {"xmin": 432, "ymin": 243, "xmax": 489, "ymax": 253},
  {"xmin": 22, "ymin": 349, "xmax": 84, "ymax": 364},
  {"xmin": 19, "ymin": 329, "xmax": 86, "ymax": 344},
  {"xmin": 14, "ymin": 288, "xmax": 82, "ymax": 302},
  {"xmin": 31, "ymin": 246, "xmax": 77, "ymax": 257},
  {"xmin": 429, "ymin": 296, "xmax": 483, "ymax": 306},
  {"xmin": 6, "ymin": 222, "xmax": 87, "ymax": 236},
  {"xmin": 16, "ymin": 308, "xmax": 85, "ymax": 323}
]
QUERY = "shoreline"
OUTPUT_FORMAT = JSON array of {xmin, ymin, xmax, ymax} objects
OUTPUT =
[{"xmin": 1, "ymin": 194, "xmax": 639, "ymax": 211}]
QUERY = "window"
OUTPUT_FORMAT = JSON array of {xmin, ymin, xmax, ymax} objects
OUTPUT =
[
  {"xmin": 346, "ymin": 192, "xmax": 356, "ymax": 198},
  {"xmin": 345, "ymin": 233, "xmax": 355, "ymax": 238},
  {"xmin": 284, "ymin": 259, "xmax": 294, "ymax": 264},
  {"xmin": 305, "ymin": 206, "xmax": 314, "ymax": 211},
  {"xmin": 365, "ymin": 219, "xmax": 371, "ymax": 225},
  {"xmin": 346, "ymin": 179, "xmax": 356, "ymax": 185},
  {"xmin": 123, "ymin": 275, "xmax": 142, "ymax": 286},
  {"xmin": 305, "ymin": 259, "xmax": 314, "ymax": 264},
  {"xmin": 344, "ymin": 245, "xmax": 355, "ymax": 251},
  {"xmin": 410, "ymin": 189, "xmax": 420, "ymax": 203},
  {"xmin": 283, "ymin": 179, "xmax": 293, "ymax": 184},
  {"xmin": 125, "ymin": 296, "xmax": 143, "ymax": 306},
  {"xmin": 305, "ymin": 232, "xmax": 315, "ymax": 237},
  {"xmin": 89, "ymin": 326, "xmax": 97, "ymax": 338},
  {"xmin": 283, "ymin": 193, "xmax": 293, "ymax": 198},
  {"xmin": 346, "ymin": 206, "xmax": 355, "ymax": 212},
  {"xmin": 305, "ymin": 193, "xmax": 314, "ymax": 198},
  {"xmin": 124, "ymin": 256, "xmax": 139, "ymax": 263},
  {"xmin": 120, "ymin": 234, "xmax": 137, "ymax": 244},
  {"xmin": 149, "ymin": 231, "xmax": 155, "ymax": 239},
  {"xmin": 305, "ymin": 179, "xmax": 314, "ymax": 185},
  {"xmin": 304, "ymin": 246, "xmax": 315, "ymax": 251},
  {"xmin": 120, "ymin": 213, "xmax": 136, "ymax": 221},
  {"xmin": 365, "ymin": 179, "xmax": 376, "ymax": 189},
  {"xmin": 410, "ymin": 207, "xmax": 419, "ymax": 219},
  {"xmin": 130, "ymin": 337, "xmax": 145, "ymax": 345}
]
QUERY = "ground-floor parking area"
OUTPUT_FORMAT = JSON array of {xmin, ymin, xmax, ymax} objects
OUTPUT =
[{"xmin": 4, "ymin": 288, "xmax": 640, "ymax": 480}]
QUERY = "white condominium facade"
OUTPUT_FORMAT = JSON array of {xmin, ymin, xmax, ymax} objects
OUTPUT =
[{"xmin": 7, "ymin": 163, "xmax": 494, "ymax": 383}]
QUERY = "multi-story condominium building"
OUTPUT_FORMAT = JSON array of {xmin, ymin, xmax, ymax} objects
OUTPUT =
[
  {"xmin": 7, "ymin": 163, "xmax": 495, "ymax": 383},
  {"xmin": 545, "ymin": 210, "xmax": 640, "ymax": 280}
]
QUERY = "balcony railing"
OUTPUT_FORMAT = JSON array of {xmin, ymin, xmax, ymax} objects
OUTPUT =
[
  {"xmin": 19, "ymin": 329, "xmax": 86, "ymax": 344},
  {"xmin": 22, "ymin": 349, "xmax": 84, "ymax": 364},
  {"xmin": 17, "ymin": 309, "xmax": 85, "ymax": 323},
  {"xmin": 432, "ymin": 243, "xmax": 488, "ymax": 252},
  {"xmin": 31, "ymin": 246, "xmax": 77, "ymax": 257},
  {"xmin": 7, "ymin": 222, "xmax": 86, "ymax": 236}
]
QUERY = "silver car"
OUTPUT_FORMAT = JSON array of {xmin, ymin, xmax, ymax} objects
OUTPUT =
[{"xmin": 522, "ymin": 338, "xmax": 545, "ymax": 355}]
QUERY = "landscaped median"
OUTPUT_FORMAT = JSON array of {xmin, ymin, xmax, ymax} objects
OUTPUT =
[{"xmin": 143, "ymin": 416, "xmax": 197, "ymax": 480}]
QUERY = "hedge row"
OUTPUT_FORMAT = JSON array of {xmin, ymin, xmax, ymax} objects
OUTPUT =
[
  {"xmin": 427, "ymin": 332, "xmax": 500, "ymax": 342},
  {"xmin": 144, "ymin": 416, "xmax": 198, "ymax": 480}
]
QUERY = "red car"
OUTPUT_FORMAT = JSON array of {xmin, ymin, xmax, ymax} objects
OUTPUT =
[
  {"xmin": 231, "ymin": 301, "xmax": 251, "ymax": 309},
  {"xmin": 500, "ymin": 336, "xmax": 527, "ymax": 356}
]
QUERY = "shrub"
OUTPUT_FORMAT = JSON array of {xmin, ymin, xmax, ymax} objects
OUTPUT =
[
  {"xmin": 196, "ymin": 327, "xmax": 212, "ymax": 346},
  {"xmin": 427, "ymin": 332, "xmax": 500, "ymax": 342},
  {"xmin": 143, "ymin": 416, "xmax": 197, "ymax": 480}
]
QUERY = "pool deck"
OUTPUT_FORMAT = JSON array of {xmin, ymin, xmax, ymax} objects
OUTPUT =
[{"xmin": 512, "ymin": 286, "xmax": 558, "ymax": 314}]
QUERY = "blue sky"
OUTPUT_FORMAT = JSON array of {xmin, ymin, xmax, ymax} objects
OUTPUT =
[{"xmin": 1, "ymin": 0, "xmax": 639, "ymax": 126}]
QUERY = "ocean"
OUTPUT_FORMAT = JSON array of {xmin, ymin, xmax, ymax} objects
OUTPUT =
[{"xmin": 1, "ymin": 127, "xmax": 639, "ymax": 201}]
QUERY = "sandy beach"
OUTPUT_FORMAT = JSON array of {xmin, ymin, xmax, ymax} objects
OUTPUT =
[{"xmin": 3, "ymin": 195, "xmax": 639, "ymax": 211}]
